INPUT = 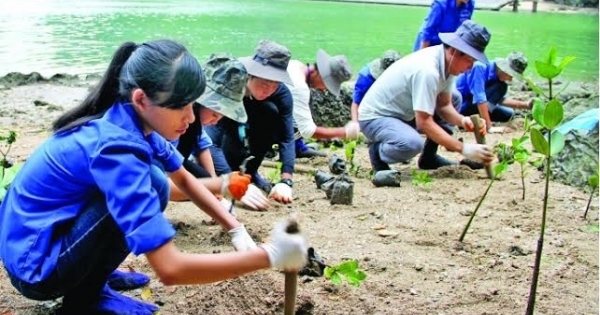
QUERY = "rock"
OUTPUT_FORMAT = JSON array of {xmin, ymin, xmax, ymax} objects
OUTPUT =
[{"xmin": 551, "ymin": 127, "xmax": 599, "ymax": 189}]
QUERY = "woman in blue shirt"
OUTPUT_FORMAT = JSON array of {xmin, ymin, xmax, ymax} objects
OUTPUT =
[
  {"xmin": 0, "ymin": 39, "xmax": 308, "ymax": 315},
  {"xmin": 413, "ymin": 0, "xmax": 474, "ymax": 51}
]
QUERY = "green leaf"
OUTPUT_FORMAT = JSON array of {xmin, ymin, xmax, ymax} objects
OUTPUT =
[
  {"xmin": 493, "ymin": 161, "xmax": 509, "ymax": 178},
  {"xmin": 514, "ymin": 151, "xmax": 530, "ymax": 164},
  {"xmin": 549, "ymin": 131, "xmax": 565, "ymax": 156},
  {"xmin": 588, "ymin": 174, "xmax": 599, "ymax": 188},
  {"xmin": 323, "ymin": 266, "xmax": 334, "ymax": 278},
  {"xmin": 531, "ymin": 99, "xmax": 546, "ymax": 126},
  {"xmin": 1, "ymin": 163, "xmax": 22, "ymax": 187},
  {"xmin": 543, "ymin": 99, "xmax": 564, "ymax": 129},
  {"xmin": 535, "ymin": 61, "xmax": 560, "ymax": 80},
  {"xmin": 345, "ymin": 270, "xmax": 367, "ymax": 286},
  {"xmin": 546, "ymin": 47, "xmax": 558, "ymax": 65},
  {"xmin": 524, "ymin": 77, "xmax": 547, "ymax": 98},
  {"xmin": 557, "ymin": 56, "xmax": 576, "ymax": 71},
  {"xmin": 345, "ymin": 141, "xmax": 357, "ymax": 162},
  {"xmin": 336, "ymin": 260, "xmax": 358, "ymax": 273},
  {"xmin": 330, "ymin": 272, "xmax": 342, "ymax": 286},
  {"xmin": 530, "ymin": 128, "xmax": 549, "ymax": 156}
]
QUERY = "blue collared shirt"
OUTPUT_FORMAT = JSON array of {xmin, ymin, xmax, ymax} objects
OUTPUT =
[
  {"xmin": 456, "ymin": 61, "xmax": 500, "ymax": 111},
  {"xmin": 0, "ymin": 102, "xmax": 182, "ymax": 283},
  {"xmin": 352, "ymin": 65, "xmax": 377, "ymax": 105},
  {"xmin": 413, "ymin": 0, "xmax": 474, "ymax": 51}
]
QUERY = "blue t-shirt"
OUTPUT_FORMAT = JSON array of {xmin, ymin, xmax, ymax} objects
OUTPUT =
[
  {"xmin": 352, "ymin": 65, "xmax": 376, "ymax": 105},
  {"xmin": 455, "ymin": 61, "xmax": 500, "ymax": 112},
  {"xmin": 413, "ymin": 0, "xmax": 474, "ymax": 51},
  {"xmin": 0, "ymin": 102, "xmax": 183, "ymax": 283}
]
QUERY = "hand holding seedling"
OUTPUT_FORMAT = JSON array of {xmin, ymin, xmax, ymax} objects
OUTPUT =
[
  {"xmin": 461, "ymin": 115, "xmax": 487, "ymax": 136},
  {"xmin": 261, "ymin": 218, "xmax": 308, "ymax": 270}
]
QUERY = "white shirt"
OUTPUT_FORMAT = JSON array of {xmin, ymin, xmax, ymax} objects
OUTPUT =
[
  {"xmin": 358, "ymin": 45, "xmax": 456, "ymax": 122},
  {"xmin": 285, "ymin": 60, "xmax": 317, "ymax": 139}
]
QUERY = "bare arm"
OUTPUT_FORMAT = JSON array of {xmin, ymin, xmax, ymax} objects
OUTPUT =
[
  {"xmin": 169, "ymin": 167, "xmax": 240, "ymax": 231},
  {"xmin": 416, "ymin": 111, "xmax": 463, "ymax": 153},
  {"xmin": 435, "ymin": 92, "xmax": 463, "ymax": 127},
  {"xmin": 312, "ymin": 126, "xmax": 347, "ymax": 139},
  {"xmin": 501, "ymin": 98, "xmax": 530, "ymax": 110},
  {"xmin": 169, "ymin": 176, "xmax": 224, "ymax": 202},
  {"xmin": 350, "ymin": 102, "xmax": 359, "ymax": 122},
  {"xmin": 146, "ymin": 240, "xmax": 269, "ymax": 285},
  {"xmin": 197, "ymin": 150, "xmax": 217, "ymax": 178}
]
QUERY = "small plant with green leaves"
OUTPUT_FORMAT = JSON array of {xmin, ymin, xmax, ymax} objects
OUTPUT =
[
  {"xmin": 324, "ymin": 260, "xmax": 367, "ymax": 287},
  {"xmin": 267, "ymin": 161, "xmax": 282, "ymax": 183},
  {"xmin": 411, "ymin": 169, "xmax": 432, "ymax": 189},
  {"xmin": 583, "ymin": 168, "xmax": 598, "ymax": 219},
  {"xmin": 344, "ymin": 140, "xmax": 360, "ymax": 176},
  {"xmin": 459, "ymin": 161, "xmax": 509, "ymax": 242},
  {"xmin": 522, "ymin": 47, "xmax": 574, "ymax": 315},
  {"xmin": 0, "ymin": 130, "xmax": 18, "ymax": 202}
]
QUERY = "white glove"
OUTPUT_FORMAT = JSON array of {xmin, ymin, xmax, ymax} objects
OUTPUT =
[
  {"xmin": 344, "ymin": 121, "xmax": 360, "ymax": 139},
  {"xmin": 268, "ymin": 183, "xmax": 293, "ymax": 204},
  {"xmin": 240, "ymin": 184, "xmax": 270, "ymax": 211},
  {"xmin": 461, "ymin": 143, "xmax": 494, "ymax": 164},
  {"xmin": 260, "ymin": 220, "xmax": 308, "ymax": 270},
  {"xmin": 220, "ymin": 198, "xmax": 236, "ymax": 217},
  {"xmin": 228, "ymin": 225, "xmax": 257, "ymax": 251}
]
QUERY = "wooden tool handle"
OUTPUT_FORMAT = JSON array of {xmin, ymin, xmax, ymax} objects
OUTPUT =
[
  {"xmin": 469, "ymin": 115, "xmax": 494, "ymax": 179},
  {"xmin": 284, "ymin": 218, "xmax": 300, "ymax": 315}
]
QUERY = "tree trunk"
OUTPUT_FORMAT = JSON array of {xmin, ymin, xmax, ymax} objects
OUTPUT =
[
  {"xmin": 512, "ymin": 0, "xmax": 519, "ymax": 12},
  {"xmin": 532, "ymin": 0, "xmax": 538, "ymax": 12}
]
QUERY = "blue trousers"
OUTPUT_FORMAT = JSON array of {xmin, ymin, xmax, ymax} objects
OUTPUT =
[
  {"xmin": 459, "ymin": 80, "xmax": 514, "ymax": 122},
  {"xmin": 7, "ymin": 165, "xmax": 169, "ymax": 305}
]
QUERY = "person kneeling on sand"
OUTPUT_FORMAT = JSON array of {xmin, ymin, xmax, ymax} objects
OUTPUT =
[
  {"xmin": 168, "ymin": 53, "xmax": 270, "ymax": 212},
  {"xmin": 358, "ymin": 20, "xmax": 495, "ymax": 186},
  {"xmin": 286, "ymin": 48, "xmax": 358, "ymax": 158},
  {"xmin": 455, "ymin": 51, "xmax": 532, "ymax": 131},
  {"xmin": 0, "ymin": 39, "xmax": 308, "ymax": 315}
]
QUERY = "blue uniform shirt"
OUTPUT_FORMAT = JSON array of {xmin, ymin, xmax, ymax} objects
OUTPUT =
[
  {"xmin": 352, "ymin": 65, "xmax": 377, "ymax": 105},
  {"xmin": 456, "ymin": 61, "xmax": 500, "ymax": 112},
  {"xmin": 0, "ymin": 102, "xmax": 182, "ymax": 283},
  {"xmin": 413, "ymin": 0, "xmax": 474, "ymax": 51}
]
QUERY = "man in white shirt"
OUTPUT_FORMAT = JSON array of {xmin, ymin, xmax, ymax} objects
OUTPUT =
[
  {"xmin": 286, "ymin": 49, "xmax": 359, "ymax": 158},
  {"xmin": 358, "ymin": 20, "xmax": 495, "ymax": 182}
]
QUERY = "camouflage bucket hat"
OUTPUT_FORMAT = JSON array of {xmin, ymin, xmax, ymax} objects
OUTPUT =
[
  {"xmin": 197, "ymin": 53, "xmax": 248, "ymax": 123},
  {"xmin": 368, "ymin": 49, "xmax": 401, "ymax": 79},
  {"xmin": 495, "ymin": 51, "xmax": 528, "ymax": 81},
  {"xmin": 316, "ymin": 49, "xmax": 352, "ymax": 97},
  {"xmin": 239, "ymin": 40, "xmax": 293, "ymax": 85}
]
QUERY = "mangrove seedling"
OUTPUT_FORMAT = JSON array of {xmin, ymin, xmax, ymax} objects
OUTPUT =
[
  {"xmin": 583, "ymin": 169, "xmax": 598, "ymax": 219},
  {"xmin": 344, "ymin": 140, "xmax": 360, "ymax": 176},
  {"xmin": 411, "ymin": 169, "xmax": 432, "ymax": 189},
  {"xmin": 458, "ymin": 161, "xmax": 509, "ymax": 242},
  {"xmin": 523, "ymin": 46, "xmax": 574, "ymax": 315},
  {"xmin": 0, "ymin": 130, "xmax": 18, "ymax": 202},
  {"xmin": 324, "ymin": 260, "xmax": 367, "ymax": 287}
]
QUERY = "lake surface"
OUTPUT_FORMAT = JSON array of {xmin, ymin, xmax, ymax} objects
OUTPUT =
[{"xmin": 0, "ymin": 0, "xmax": 597, "ymax": 80}]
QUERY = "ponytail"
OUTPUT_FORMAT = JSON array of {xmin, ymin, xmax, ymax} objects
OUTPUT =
[{"xmin": 52, "ymin": 42, "xmax": 137, "ymax": 133}]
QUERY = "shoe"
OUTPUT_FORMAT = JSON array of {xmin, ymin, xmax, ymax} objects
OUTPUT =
[
  {"xmin": 460, "ymin": 159, "xmax": 484, "ymax": 170},
  {"xmin": 296, "ymin": 148, "xmax": 327, "ymax": 158},
  {"xmin": 368, "ymin": 143, "xmax": 390, "ymax": 172},
  {"xmin": 417, "ymin": 154, "xmax": 457, "ymax": 170}
]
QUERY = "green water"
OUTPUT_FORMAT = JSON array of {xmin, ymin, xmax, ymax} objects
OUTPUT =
[{"xmin": 0, "ymin": 0, "xmax": 597, "ymax": 80}]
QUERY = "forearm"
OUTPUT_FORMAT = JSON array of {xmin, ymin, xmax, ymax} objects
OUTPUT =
[
  {"xmin": 312, "ymin": 126, "xmax": 346, "ymax": 140},
  {"xmin": 436, "ymin": 103, "xmax": 463, "ymax": 126},
  {"xmin": 197, "ymin": 151, "xmax": 217, "ymax": 177},
  {"xmin": 501, "ymin": 98, "xmax": 529, "ymax": 109},
  {"xmin": 351, "ymin": 102, "xmax": 359, "ymax": 122},
  {"xmin": 147, "ymin": 241, "xmax": 269, "ymax": 285},
  {"xmin": 170, "ymin": 169, "xmax": 239, "ymax": 230},
  {"xmin": 477, "ymin": 103, "xmax": 492, "ymax": 130}
]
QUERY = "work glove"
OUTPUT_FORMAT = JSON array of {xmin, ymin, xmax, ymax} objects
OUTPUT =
[
  {"xmin": 344, "ymin": 121, "xmax": 360, "ymax": 139},
  {"xmin": 461, "ymin": 143, "xmax": 494, "ymax": 164},
  {"xmin": 260, "ymin": 220, "xmax": 308, "ymax": 270},
  {"xmin": 220, "ymin": 171, "xmax": 251, "ymax": 200},
  {"xmin": 268, "ymin": 182, "xmax": 293, "ymax": 204},
  {"xmin": 240, "ymin": 184, "xmax": 270, "ymax": 211},
  {"xmin": 228, "ymin": 225, "xmax": 257, "ymax": 251},
  {"xmin": 461, "ymin": 116, "xmax": 487, "ymax": 136},
  {"xmin": 219, "ymin": 198, "xmax": 236, "ymax": 217}
]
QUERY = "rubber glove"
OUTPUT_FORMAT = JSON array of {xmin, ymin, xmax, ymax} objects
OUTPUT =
[
  {"xmin": 228, "ymin": 225, "xmax": 257, "ymax": 251},
  {"xmin": 260, "ymin": 220, "xmax": 308, "ymax": 270},
  {"xmin": 241, "ymin": 184, "xmax": 270, "ymax": 211},
  {"xmin": 461, "ymin": 143, "xmax": 494, "ymax": 164},
  {"xmin": 344, "ymin": 121, "xmax": 360, "ymax": 139},
  {"xmin": 268, "ymin": 183, "xmax": 293, "ymax": 204}
]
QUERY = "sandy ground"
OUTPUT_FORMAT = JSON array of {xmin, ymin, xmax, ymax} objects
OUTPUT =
[{"xmin": 0, "ymin": 80, "xmax": 597, "ymax": 315}]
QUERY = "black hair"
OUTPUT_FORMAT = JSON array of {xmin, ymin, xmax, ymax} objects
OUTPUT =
[{"xmin": 53, "ymin": 39, "xmax": 206, "ymax": 132}]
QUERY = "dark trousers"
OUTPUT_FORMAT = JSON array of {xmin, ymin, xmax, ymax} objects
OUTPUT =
[
  {"xmin": 7, "ymin": 165, "xmax": 169, "ymax": 305},
  {"xmin": 460, "ymin": 80, "xmax": 514, "ymax": 122}
]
